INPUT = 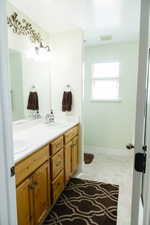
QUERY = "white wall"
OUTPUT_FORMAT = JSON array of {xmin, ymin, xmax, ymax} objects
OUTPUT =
[
  {"xmin": 84, "ymin": 42, "xmax": 138, "ymax": 149},
  {"xmin": 50, "ymin": 29, "xmax": 83, "ymax": 119},
  {"xmin": 50, "ymin": 29, "xmax": 84, "ymax": 171}
]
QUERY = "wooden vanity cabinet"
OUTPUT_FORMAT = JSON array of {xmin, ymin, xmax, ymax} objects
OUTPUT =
[
  {"xmin": 51, "ymin": 148, "xmax": 64, "ymax": 180},
  {"xmin": 64, "ymin": 125, "xmax": 79, "ymax": 184},
  {"xmin": 64, "ymin": 126, "xmax": 79, "ymax": 144},
  {"xmin": 32, "ymin": 161, "xmax": 50, "ymax": 225},
  {"xmin": 16, "ymin": 178, "xmax": 33, "ymax": 225},
  {"xmin": 64, "ymin": 141, "xmax": 72, "ymax": 184},
  {"xmin": 15, "ymin": 145, "xmax": 49, "ymax": 186},
  {"xmin": 50, "ymin": 136, "xmax": 64, "ymax": 156},
  {"xmin": 71, "ymin": 136, "xmax": 79, "ymax": 175},
  {"xmin": 15, "ymin": 124, "xmax": 79, "ymax": 225},
  {"xmin": 16, "ymin": 161, "xmax": 50, "ymax": 225},
  {"xmin": 50, "ymin": 136, "xmax": 65, "ymax": 203},
  {"xmin": 16, "ymin": 145, "xmax": 50, "ymax": 225},
  {"xmin": 52, "ymin": 170, "xmax": 64, "ymax": 202}
]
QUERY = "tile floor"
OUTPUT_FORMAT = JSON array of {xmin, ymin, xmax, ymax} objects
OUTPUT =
[{"xmin": 76, "ymin": 151, "xmax": 134, "ymax": 225}]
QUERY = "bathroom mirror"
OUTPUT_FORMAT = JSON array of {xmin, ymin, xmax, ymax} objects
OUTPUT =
[
  {"xmin": 9, "ymin": 49, "xmax": 24, "ymax": 121},
  {"xmin": 8, "ymin": 48, "xmax": 51, "ymax": 121},
  {"xmin": 8, "ymin": 3, "xmax": 51, "ymax": 121}
]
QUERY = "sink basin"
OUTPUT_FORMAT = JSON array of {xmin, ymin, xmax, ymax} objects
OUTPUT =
[
  {"xmin": 48, "ymin": 122, "xmax": 68, "ymax": 128},
  {"xmin": 13, "ymin": 119, "xmax": 73, "ymax": 155},
  {"xmin": 13, "ymin": 119, "xmax": 70, "ymax": 131},
  {"xmin": 13, "ymin": 119, "xmax": 43, "ymax": 131}
]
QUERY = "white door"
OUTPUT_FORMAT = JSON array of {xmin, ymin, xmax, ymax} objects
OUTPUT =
[
  {"xmin": 0, "ymin": 0, "xmax": 18, "ymax": 225},
  {"xmin": 131, "ymin": 0, "xmax": 150, "ymax": 225}
]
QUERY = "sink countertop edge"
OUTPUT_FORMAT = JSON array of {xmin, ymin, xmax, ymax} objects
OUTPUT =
[{"xmin": 14, "ymin": 121, "xmax": 79, "ymax": 164}]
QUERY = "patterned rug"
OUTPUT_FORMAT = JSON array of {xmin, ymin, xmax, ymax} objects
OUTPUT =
[
  {"xmin": 84, "ymin": 153, "xmax": 94, "ymax": 164},
  {"xmin": 43, "ymin": 178, "xmax": 119, "ymax": 225}
]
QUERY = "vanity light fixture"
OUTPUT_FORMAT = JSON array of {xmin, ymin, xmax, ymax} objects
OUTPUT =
[
  {"xmin": 26, "ymin": 45, "xmax": 51, "ymax": 62},
  {"xmin": 35, "ymin": 46, "xmax": 39, "ymax": 55},
  {"xmin": 35, "ymin": 42, "xmax": 50, "ymax": 55},
  {"xmin": 7, "ymin": 12, "xmax": 51, "ymax": 53}
]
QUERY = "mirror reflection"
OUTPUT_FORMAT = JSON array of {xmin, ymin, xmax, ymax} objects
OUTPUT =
[
  {"xmin": 9, "ymin": 49, "xmax": 24, "ymax": 121},
  {"xmin": 8, "ymin": 3, "xmax": 51, "ymax": 121},
  {"xmin": 8, "ymin": 48, "xmax": 51, "ymax": 121}
]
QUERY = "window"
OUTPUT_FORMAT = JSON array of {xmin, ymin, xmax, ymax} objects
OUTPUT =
[{"xmin": 91, "ymin": 62, "xmax": 120, "ymax": 101}]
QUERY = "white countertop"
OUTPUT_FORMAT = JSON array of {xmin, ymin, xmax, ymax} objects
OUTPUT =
[{"xmin": 13, "ymin": 118, "xmax": 79, "ymax": 163}]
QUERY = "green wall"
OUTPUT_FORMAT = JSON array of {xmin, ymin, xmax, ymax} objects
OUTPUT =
[{"xmin": 84, "ymin": 42, "xmax": 138, "ymax": 149}]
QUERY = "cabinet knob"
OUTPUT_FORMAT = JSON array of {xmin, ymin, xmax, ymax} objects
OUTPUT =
[
  {"xmin": 28, "ymin": 184, "xmax": 34, "ymax": 190},
  {"xmin": 33, "ymin": 181, "xmax": 38, "ymax": 186}
]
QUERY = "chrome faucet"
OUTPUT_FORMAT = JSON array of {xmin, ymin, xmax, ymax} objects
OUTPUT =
[{"xmin": 32, "ymin": 111, "xmax": 41, "ymax": 120}]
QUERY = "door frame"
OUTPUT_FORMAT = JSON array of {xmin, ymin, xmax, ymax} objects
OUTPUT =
[
  {"xmin": 131, "ymin": 0, "xmax": 150, "ymax": 225},
  {"xmin": 142, "ymin": 86, "xmax": 150, "ymax": 224},
  {"xmin": 0, "ymin": 0, "xmax": 17, "ymax": 225},
  {"xmin": 1, "ymin": 0, "xmax": 150, "ymax": 224}
]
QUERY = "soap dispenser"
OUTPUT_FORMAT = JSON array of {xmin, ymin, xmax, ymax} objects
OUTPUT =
[
  {"xmin": 45, "ymin": 109, "xmax": 55, "ymax": 123},
  {"xmin": 49, "ymin": 109, "xmax": 55, "ymax": 123}
]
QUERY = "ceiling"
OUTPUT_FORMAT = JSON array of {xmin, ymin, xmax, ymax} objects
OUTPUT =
[{"xmin": 9, "ymin": 0, "xmax": 141, "ymax": 46}]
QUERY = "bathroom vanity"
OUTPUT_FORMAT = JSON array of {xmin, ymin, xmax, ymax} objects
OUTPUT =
[
  {"xmin": 8, "ymin": 3, "xmax": 82, "ymax": 225},
  {"xmin": 14, "ymin": 121, "xmax": 80, "ymax": 225}
]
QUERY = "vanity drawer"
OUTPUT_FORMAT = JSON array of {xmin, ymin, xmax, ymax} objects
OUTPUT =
[
  {"xmin": 15, "ymin": 145, "xmax": 49, "ymax": 186},
  {"xmin": 50, "ymin": 136, "xmax": 64, "ymax": 156},
  {"xmin": 52, "ymin": 170, "xmax": 64, "ymax": 202},
  {"xmin": 51, "ymin": 149, "xmax": 64, "ymax": 180},
  {"xmin": 64, "ymin": 126, "xmax": 79, "ymax": 144}
]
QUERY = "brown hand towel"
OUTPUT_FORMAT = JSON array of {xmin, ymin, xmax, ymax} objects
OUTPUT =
[
  {"xmin": 27, "ymin": 91, "xmax": 39, "ymax": 110},
  {"xmin": 62, "ymin": 91, "xmax": 72, "ymax": 112}
]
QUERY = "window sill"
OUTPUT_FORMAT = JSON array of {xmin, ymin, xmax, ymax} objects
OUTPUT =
[{"xmin": 90, "ymin": 98, "xmax": 122, "ymax": 103}]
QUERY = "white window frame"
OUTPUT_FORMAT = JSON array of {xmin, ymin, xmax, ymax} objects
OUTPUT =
[{"xmin": 91, "ymin": 62, "xmax": 122, "ymax": 102}]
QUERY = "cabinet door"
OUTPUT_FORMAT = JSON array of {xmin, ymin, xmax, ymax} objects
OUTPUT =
[
  {"xmin": 33, "ymin": 161, "xmax": 50, "ymax": 225},
  {"xmin": 16, "ymin": 178, "xmax": 33, "ymax": 225},
  {"xmin": 71, "ymin": 136, "xmax": 78, "ymax": 174},
  {"xmin": 65, "ymin": 141, "xmax": 72, "ymax": 184},
  {"xmin": 52, "ymin": 170, "xmax": 64, "ymax": 202}
]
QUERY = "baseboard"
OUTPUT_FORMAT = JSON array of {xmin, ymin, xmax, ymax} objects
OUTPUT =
[{"xmin": 85, "ymin": 145, "xmax": 134, "ymax": 157}]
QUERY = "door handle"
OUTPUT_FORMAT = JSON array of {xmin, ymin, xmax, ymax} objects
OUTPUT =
[
  {"xmin": 142, "ymin": 145, "xmax": 147, "ymax": 152},
  {"xmin": 135, "ymin": 153, "xmax": 146, "ymax": 173},
  {"xmin": 10, "ymin": 166, "xmax": 15, "ymax": 177},
  {"xmin": 126, "ymin": 144, "xmax": 134, "ymax": 149}
]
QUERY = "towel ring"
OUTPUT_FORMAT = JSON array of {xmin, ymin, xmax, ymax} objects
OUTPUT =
[
  {"xmin": 65, "ymin": 84, "xmax": 71, "ymax": 92},
  {"xmin": 31, "ymin": 85, "xmax": 36, "ymax": 92}
]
